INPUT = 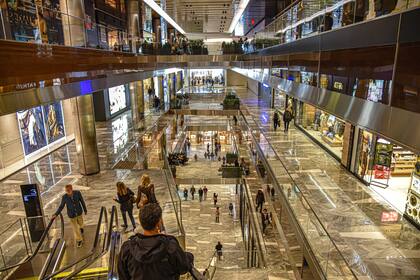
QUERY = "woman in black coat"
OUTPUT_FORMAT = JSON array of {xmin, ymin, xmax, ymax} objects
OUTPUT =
[{"xmin": 114, "ymin": 182, "xmax": 136, "ymax": 230}]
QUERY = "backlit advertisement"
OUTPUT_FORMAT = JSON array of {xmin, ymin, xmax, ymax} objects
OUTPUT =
[
  {"xmin": 109, "ymin": 85, "xmax": 128, "ymax": 115},
  {"xmin": 17, "ymin": 107, "xmax": 48, "ymax": 155},
  {"xmin": 17, "ymin": 102, "xmax": 66, "ymax": 156}
]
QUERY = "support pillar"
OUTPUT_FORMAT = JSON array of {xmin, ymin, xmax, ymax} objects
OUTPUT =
[
  {"xmin": 72, "ymin": 95, "xmax": 100, "ymax": 175},
  {"xmin": 171, "ymin": 116, "xmax": 177, "ymax": 140},
  {"xmin": 130, "ymin": 81, "xmax": 145, "ymax": 126},
  {"xmin": 158, "ymin": 76, "xmax": 164, "ymax": 107},
  {"xmin": 59, "ymin": 0, "xmax": 86, "ymax": 47},
  {"xmin": 159, "ymin": 133, "xmax": 167, "ymax": 160}
]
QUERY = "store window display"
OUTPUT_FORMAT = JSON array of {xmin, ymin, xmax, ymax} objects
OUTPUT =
[
  {"xmin": 298, "ymin": 103, "xmax": 348, "ymax": 159},
  {"xmin": 188, "ymin": 69, "xmax": 225, "ymax": 88},
  {"xmin": 355, "ymin": 130, "xmax": 420, "ymax": 214}
]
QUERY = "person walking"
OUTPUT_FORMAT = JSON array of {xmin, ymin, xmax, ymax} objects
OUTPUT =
[
  {"xmin": 183, "ymin": 188, "xmax": 188, "ymax": 201},
  {"xmin": 266, "ymin": 184, "xmax": 271, "ymax": 197},
  {"xmin": 53, "ymin": 184, "xmax": 87, "ymax": 248},
  {"xmin": 203, "ymin": 268, "xmax": 210, "ymax": 279},
  {"xmin": 215, "ymin": 207, "xmax": 220, "ymax": 223},
  {"xmin": 233, "ymin": 115, "xmax": 238, "ymax": 126},
  {"xmin": 228, "ymin": 203, "xmax": 234, "ymax": 216},
  {"xmin": 215, "ymin": 242, "xmax": 223, "ymax": 261},
  {"xmin": 273, "ymin": 111, "xmax": 279, "ymax": 131},
  {"xmin": 256, "ymin": 189, "xmax": 265, "ymax": 212},
  {"xmin": 113, "ymin": 182, "xmax": 136, "ymax": 231},
  {"xmin": 261, "ymin": 208, "xmax": 272, "ymax": 234},
  {"xmin": 283, "ymin": 107, "xmax": 293, "ymax": 132},
  {"xmin": 270, "ymin": 186, "xmax": 275, "ymax": 200},
  {"xmin": 213, "ymin": 193, "xmax": 218, "ymax": 206},
  {"xmin": 203, "ymin": 186, "xmax": 208, "ymax": 200},
  {"xmin": 118, "ymin": 203, "xmax": 194, "ymax": 280},
  {"xmin": 198, "ymin": 187, "xmax": 204, "ymax": 202},
  {"xmin": 190, "ymin": 185, "xmax": 196, "ymax": 200}
]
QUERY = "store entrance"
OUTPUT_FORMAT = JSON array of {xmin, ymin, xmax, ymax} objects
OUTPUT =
[{"xmin": 354, "ymin": 129, "xmax": 420, "ymax": 213}]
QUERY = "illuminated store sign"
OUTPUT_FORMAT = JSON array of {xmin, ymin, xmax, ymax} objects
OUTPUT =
[{"xmin": 109, "ymin": 85, "xmax": 128, "ymax": 115}]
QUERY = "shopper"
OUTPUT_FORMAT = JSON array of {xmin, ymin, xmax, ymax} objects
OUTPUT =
[
  {"xmin": 261, "ymin": 208, "xmax": 272, "ymax": 234},
  {"xmin": 190, "ymin": 185, "xmax": 196, "ymax": 200},
  {"xmin": 256, "ymin": 189, "xmax": 265, "ymax": 212},
  {"xmin": 266, "ymin": 184, "xmax": 271, "ymax": 196},
  {"xmin": 228, "ymin": 203, "xmax": 234, "ymax": 216},
  {"xmin": 273, "ymin": 111, "xmax": 279, "ymax": 131},
  {"xmin": 183, "ymin": 188, "xmax": 188, "ymax": 201},
  {"xmin": 53, "ymin": 184, "xmax": 87, "ymax": 248},
  {"xmin": 198, "ymin": 187, "xmax": 204, "ymax": 202},
  {"xmin": 114, "ymin": 182, "xmax": 136, "ymax": 231},
  {"xmin": 233, "ymin": 115, "xmax": 238, "ymax": 126},
  {"xmin": 283, "ymin": 107, "xmax": 293, "ymax": 132},
  {"xmin": 270, "ymin": 186, "xmax": 275, "ymax": 200},
  {"xmin": 118, "ymin": 203, "xmax": 194, "ymax": 280},
  {"xmin": 203, "ymin": 268, "xmax": 210, "ymax": 279},
  {"xmin": 136, "ymin": 174, "xmax": 157, "ymax": 210},
  {"xmin": 213, "ymin": 193, "xmax": 218, "ymax": 206},
  {"xmin": 215, "ymin": 242, "xmax": 223, "ymax": 261},
  {"xmin": 215, "ymin": 206, "xmax": 220, "ymax": 223},
  {"xmin": 203, "ymin": 186, "xmax": 208, "ymax": 200}
]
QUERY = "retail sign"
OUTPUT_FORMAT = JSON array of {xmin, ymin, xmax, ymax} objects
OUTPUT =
[
  {"xmin": 374, "ymin": 143, "xmax": 393, "ymax": 167},
  {"xmin": 411, "ymin": 173, "xmax": 420, "ymax": 196},
  {"xmin": 381, "ymin": 211, "xmax": 399, "ymax": 222}
]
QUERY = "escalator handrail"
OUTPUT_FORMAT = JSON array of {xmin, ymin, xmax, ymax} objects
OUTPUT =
[
  {"xmin": 41, "ymin": 206, "xmax": 109, "ymax": 279},
  {"xmin": 0, "ymin": 213, "xmax": 64, "ymax": 272},
  {"xmin": 61, "ymin": 205, "xmax": 118, "ymax": 280}
]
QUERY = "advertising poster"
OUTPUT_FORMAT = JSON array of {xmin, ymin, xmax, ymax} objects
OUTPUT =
[
  {"xmin": 374, "ymin": 143, "xmax": 393, "ymax": 167},
  {"xmin": 17, "ymin": 107, "xmax": 47, "ymax": 155},
  {"xmin": 109, "ymin": 85, "xmax": 128, "ymax": 115},
  {"xmin": 38, "ymin": 0, "xmax": 64, "ymax": 45},
  {"xmin": 43, "ymin": 102, "xmax": 65, "ymax": 143},
  {"xmin": 5, "ymin": 0, "xmax": 39, "ymax": 42}
]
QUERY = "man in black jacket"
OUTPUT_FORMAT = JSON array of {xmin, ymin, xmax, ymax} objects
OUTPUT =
[
  {"xmin": 118, "ymin": 203, "xmax": 194, "ymax": 280},
  {"xmin": 53, "ymin": 184, "xmax": 87, "ymax": 248}
]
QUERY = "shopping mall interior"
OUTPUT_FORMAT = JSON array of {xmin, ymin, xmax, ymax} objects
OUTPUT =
[{"xmin": 0, "ymin": 0, "xmax": 419, "ymax": 279}]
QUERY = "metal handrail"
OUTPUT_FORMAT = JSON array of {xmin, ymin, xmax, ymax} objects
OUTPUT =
[
  {"xmin": 0, "ymin": 214, "xmax": 64, "ymax": 272},
  {"xmin": 238, "ymin": 110, "xmax": 359, "ymax": 279},
  {"xmin": 41, "ymin": 206, "xmax": 109, "ymax": 279},
  {"xmin": 163, "ymin": 150, "xmax": 186, "ymax": 237},
  {"xmin": 61, "ymin": 206, "xmax": 119, "ymax": 280}
]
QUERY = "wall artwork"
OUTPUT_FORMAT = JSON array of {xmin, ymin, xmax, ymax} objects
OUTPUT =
[{"xmin": 17, "ymin": 107, "xmax": 48, "ymax": 155}]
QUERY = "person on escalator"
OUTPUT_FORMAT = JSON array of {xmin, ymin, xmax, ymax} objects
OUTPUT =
[
  {"xmin": 114, "ymin": 182, "xmax": 136, "ymax": 231},
  {"xmin": 135, "ymin": 174, "xmax": 157, "ymax": 211},
  {"xmin": 52, "ymin": 184, "xmax": 87, "ymax": 248},
  {"xmin": 118, "ymin": 203, "xmax": 194, "ymax": 280}
]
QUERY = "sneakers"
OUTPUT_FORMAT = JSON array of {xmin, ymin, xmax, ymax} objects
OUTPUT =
[{"xmin": 77, "ymin": 240, "xmax": 83, "ymax": 248}]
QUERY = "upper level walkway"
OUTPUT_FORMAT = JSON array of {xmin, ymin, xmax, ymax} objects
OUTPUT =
[{"xmin": 236, "ymin": 87, "xmax": 420, "ymax": 279}]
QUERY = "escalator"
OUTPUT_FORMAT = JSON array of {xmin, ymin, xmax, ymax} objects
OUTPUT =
[{"xmin": 0, "ymin": 206, "xmax": 120, "ymax": 280}]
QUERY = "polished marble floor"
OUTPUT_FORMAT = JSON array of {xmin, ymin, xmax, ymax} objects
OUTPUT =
[{"xmin": 236, "ymin": 87, "xmax": 420, "ymax": 279}]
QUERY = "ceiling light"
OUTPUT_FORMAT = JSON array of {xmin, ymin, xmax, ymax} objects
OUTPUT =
[
  {"xmin": 143, "ymin": 0, "xmax": 185, "ymax": 34},
  {"xmin": 228, "ymin": 0, "xmax": 250, "ymax": 33}
]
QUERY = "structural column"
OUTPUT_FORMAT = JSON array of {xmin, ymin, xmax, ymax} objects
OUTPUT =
[
  {"xmin": 158, "ymin": 76, "xmax": 164, "ymax": 106},
  {"xmin": 130, "ymin": 81, "xmax": 145, "ymax": 126},
  {"xmin": 59, "ymin": 0, "xmax": 86, "ymax": 47},
  {"xmin": 72, "ymin": 94, "xmax": 100, "ymax": 175}
]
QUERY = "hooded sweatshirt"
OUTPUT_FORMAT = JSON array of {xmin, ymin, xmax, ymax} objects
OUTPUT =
[{"xmin": 118, "ymin": 233, "xmax": 193, "ymax": 280}]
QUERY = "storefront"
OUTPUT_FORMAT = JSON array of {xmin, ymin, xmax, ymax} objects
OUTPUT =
[
  {"xmin": 93, "ymin": 84, "xmax": 130, "ymax": 121},
  {"xmin": 143, "ymin": 78, "xmax": 154, "ymax": 113},
  {"xmin": 188, "ymin": 69, "xmax": 226, "ymax": 87},
  {"xmin": 296, "ymin": 103, "xmax": 353, "ymax": 163},
  {"xmin": 351, "ymin": 128, "xmax": 420, "ymax": 216}
]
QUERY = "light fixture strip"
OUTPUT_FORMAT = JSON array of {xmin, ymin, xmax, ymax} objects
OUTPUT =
[
  {"xmin": 228, "ymin": 0, "xmax": 251, "ymax": 33},
  {"xmin": 143, "ymin": 0, "xmax": 186, "ymax": 34}
]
